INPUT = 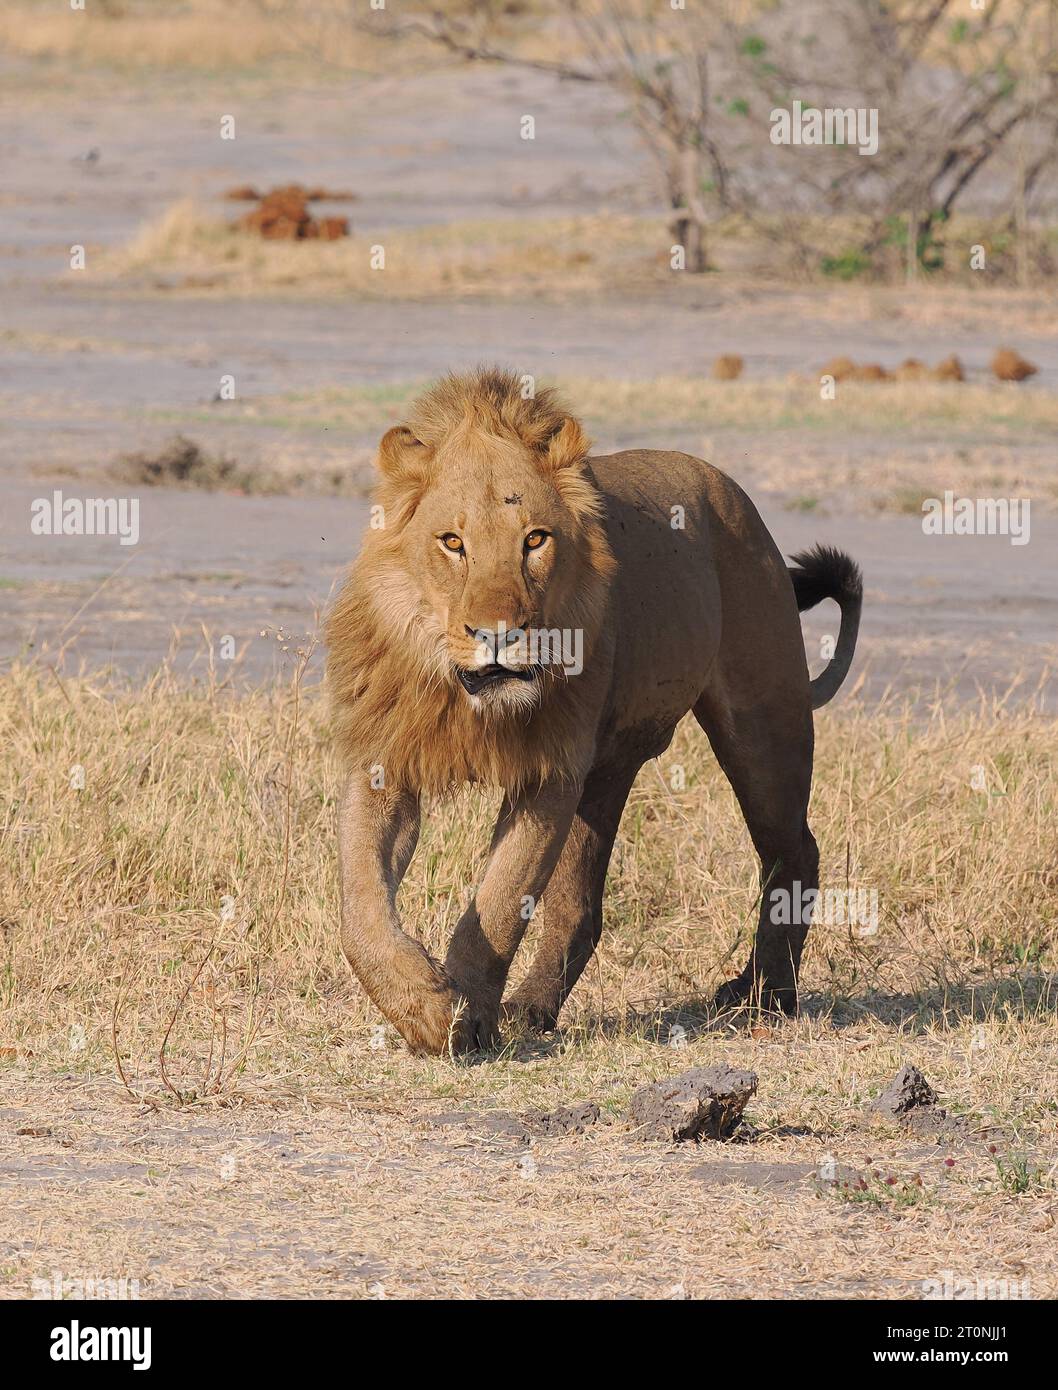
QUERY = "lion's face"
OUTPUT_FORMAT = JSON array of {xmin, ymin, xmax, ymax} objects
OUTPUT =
[
  {"xmin": 327, "ymin": 370, "xmax": 618, "ymax": 793},
  {"xmin": 397, "ymin": 426, "xmax": 590, "ymax": 714}
]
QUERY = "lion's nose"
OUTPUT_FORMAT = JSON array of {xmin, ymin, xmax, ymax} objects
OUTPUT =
[
  {"xmin": 464, "ymin": 623, "xmax": 527, "ymax": 664},
  {"xmin": 464, "ymin": 624, "xmax": 523, "ymax": 647}
]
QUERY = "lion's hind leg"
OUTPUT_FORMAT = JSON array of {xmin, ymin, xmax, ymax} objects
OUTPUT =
[{"xmin": 694, "ymin": 686, "xmax": 818, "ymax": 1015}]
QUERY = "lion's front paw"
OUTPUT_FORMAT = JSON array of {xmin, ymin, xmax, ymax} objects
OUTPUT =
[
  {"xmin": 396, "ymin": 986, "xmax": 464, "ymax": 1056},
  {"xmin": 390, "ymin": 965, "xmax": 501, "ymax": 1056},
  {"xmin": 379, "ymin": 943, "xmax": 468, "ymax": 1056},
  {"xmin": 501, "ymin": 990, "xmax": 559, "ymax": 1036},
  {"xmin": 447, "ymin": 988, "xmax": 502, "ymax": 1054},
  {"xmin": 453, "ymin": 1008, "xmax": 501, "ymax": 1053},
  {"xmin": 712, "ymin": 972, "xmax": 751, "ymax": 1012}
]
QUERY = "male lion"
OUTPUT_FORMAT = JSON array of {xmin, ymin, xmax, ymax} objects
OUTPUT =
[{"xmin": 326, "ymin": 367, "xmax": 862, "ymax": 1054}]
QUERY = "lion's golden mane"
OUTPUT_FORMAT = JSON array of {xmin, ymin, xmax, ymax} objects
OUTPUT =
[{"xmin": 325, "ymin": 369, "xmax": 616, "ymax": 795}]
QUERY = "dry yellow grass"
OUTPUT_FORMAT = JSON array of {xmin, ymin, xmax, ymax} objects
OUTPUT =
[
  {"xmin": 1, "ymin": 662, "xmax": 1056, "ymax": 1297},
  {"xmin": 93, "ymin": 201, "xmax": 1058, "ymax": 299},
  {"xmin": 216, "ymin": 374, "xmax": 1058, "ymax": 439},
  {"xmin": 1, "ymin": 662, "xmax": 1056, "ymax": 1296},
  {"xmin": 3, "ymin": 1048, "xmax": 1055, "ymax": 1299},
  {"xmin": 180, "ymin": 375, "xmax": 1058, "ymax": 511},
  {"xmin": 2, "ymin": 660, "xmax": 1056, "ymax": 1086},
  {"xmin": 0, "ymin": 0, "xmax": 575, "ymax": 76},
  {"xmin": 98, "ymin": 202, "xmax": 660, "ymax": 298},
  {"xmin": 0, "ymin": 0, "xmax": 395, "ymax": 73}
]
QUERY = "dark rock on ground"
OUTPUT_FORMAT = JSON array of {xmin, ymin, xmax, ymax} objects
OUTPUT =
[
  {"xmin": 869, "ymin": 1063, "xmax": 938, "ymax": 1117},
  {"xmin": 524, "ymin": 1101, "xmax": 603, "ymax": 1137},
  {"xmin": 626, "ymin": 1066, "xmax": 757, "ymax": 1143}
]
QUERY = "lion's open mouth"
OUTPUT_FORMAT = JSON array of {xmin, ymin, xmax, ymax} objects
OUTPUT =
[{"xmin": 456, "ymin": 664, "xmax": 537, "ymax": 697}]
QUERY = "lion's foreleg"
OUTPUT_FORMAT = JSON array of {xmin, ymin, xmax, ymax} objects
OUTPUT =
[
  {"xmin": 338, "ymin": 773, "xmax": 464, "ymax": 1055},
  {"xmin": 503, "ymin": 759, "xmax": 640, "ymax": 1031},
  {"xmin": 443, "ymin": 780, "xmax": 582, "ymax": 1045}
]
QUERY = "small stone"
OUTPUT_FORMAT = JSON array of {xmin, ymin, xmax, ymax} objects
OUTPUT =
[
  {"xmin": 869, "ymin": 1063, "xmax": 938, "ymax": 1117},
  {"xmin": 524, "ymin": 1101, "xmax": 602, "ymax": 1137},
  {"xmin": 626, "ymin": 1066, "xmax": 757, "ymax": 1143}
]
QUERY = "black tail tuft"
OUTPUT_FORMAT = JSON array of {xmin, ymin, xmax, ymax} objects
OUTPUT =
[
  {"xmin": 787, "ymin": 544, "xmax": 863, "ymax": 708},
  {"xmin": 788, "ymin": 544, "xmax": 863, "ymax": 614}
]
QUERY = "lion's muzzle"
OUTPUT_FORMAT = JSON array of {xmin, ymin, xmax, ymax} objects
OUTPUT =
[{"xmin": 456, "ymin": 664, "xmax": 537, "ymax": 697}]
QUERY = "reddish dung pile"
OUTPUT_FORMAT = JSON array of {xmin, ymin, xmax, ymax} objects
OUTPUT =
[{"xmin": 231, "ymin": 184, "xmax": 351, "ymax": 241}]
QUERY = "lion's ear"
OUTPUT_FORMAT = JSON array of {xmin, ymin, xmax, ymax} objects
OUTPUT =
[
  {"xmin": 542, "ymin": 417, "xmax": 601, "ymax": 523},
  {"xmin": 376, "ymin": 425, "xmax": 429, "ymax": 488},
  {"xmin": 545, "ymin": 417, "xmax": 592, "ymax": 472}
]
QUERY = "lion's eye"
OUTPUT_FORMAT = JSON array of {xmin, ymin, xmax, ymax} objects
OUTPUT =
[
  {"xmin": 525, "ymin": 530, "xmax": 549, "ymax": 551},
  {"xmin": 439, "ymin": 533, "xmax": 464, "ymax": 554}
]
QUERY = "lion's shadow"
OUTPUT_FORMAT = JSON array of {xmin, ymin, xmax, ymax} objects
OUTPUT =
[{"xmin": 500, "ymin": 970, "xmax": 1058, "ymax": 1060}]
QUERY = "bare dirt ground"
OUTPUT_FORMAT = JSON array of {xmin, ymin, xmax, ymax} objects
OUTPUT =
[
  {"xmin": 3, "ymin": 1042, "xmax": 1055, "ymax": 1300},
  {"xmin": 2, "ymin": 43, "xmax": 1056, "ymax": 1302}
]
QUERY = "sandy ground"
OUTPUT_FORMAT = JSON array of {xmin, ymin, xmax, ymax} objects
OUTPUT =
[
  {"xmin": 5, "ymin": 480, "xmax": 1056, "ymax": 706},
  {"xmin": 2, "ymin": 1046, "xmax": 1054, "ymax": 1301}
]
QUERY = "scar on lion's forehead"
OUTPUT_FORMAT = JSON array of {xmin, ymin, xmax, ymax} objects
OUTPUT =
[{"xmin": 503, "ymin": 492, "xmax": 523, "ymax": 505}]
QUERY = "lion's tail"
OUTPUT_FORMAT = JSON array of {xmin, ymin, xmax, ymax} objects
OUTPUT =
[{"xmin": 788, "ymin": 544, "xmax": 863, "ymax": 710}]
